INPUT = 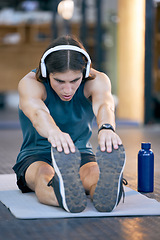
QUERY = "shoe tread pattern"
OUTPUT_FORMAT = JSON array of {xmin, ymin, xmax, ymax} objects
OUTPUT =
[
  {"xmin": 52, "ymin": 147, "xmax": 87, "ymax": 213},
  {"xmin": 93, "ymin": 145, "xmax": 125, "ymax": 212}
]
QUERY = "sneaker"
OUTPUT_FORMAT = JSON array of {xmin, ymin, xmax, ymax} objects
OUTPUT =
[
  {"xmin": 117, "ymin": 176, "xmax": 128, "ymax": 205},
  {"xmin": 49, "ymin": 147, "xmax": 87, "ymax": 213},
  {"xmin": 93, "ymin": 144, "xmax": 126, "ymax": 212}
]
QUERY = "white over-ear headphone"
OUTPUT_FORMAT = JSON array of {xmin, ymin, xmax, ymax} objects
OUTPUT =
[{"xmin": 40, "ymin": 45, "xmax": 91, "ymax": 78}]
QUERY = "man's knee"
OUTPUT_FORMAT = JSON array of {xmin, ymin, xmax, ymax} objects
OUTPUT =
[
  {"xmin": 25, "ymin": 162, "xmax": 58, "ymax": 206},
  {"xmin": 34, "ymin": 164, "xmax": 55, "ymax": 204},
  {"xmin": 25, "ymin": 161, "xmax": 54, "ymax": 191},
  {"xmin": 80, "ymin": 163, "xmax": 99, "ymax": 190},
  {"xmin": 34, "ymin": 163, "xmax": 55, "ymax": 190},
  {"xmin": 36, "ymin": 163, "xmax": 54, "ymax": 178}
]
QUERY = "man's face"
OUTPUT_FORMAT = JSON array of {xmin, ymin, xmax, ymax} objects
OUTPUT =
[{"xmin": 49, "ymin": 70, "xmax": 83, "ymax": 101}]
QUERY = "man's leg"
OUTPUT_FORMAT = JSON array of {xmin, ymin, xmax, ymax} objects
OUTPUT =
[
  {"xmin": 79, "ymin": 162, "xmax": 99, "ymax": 199},
  {"xmin": 25, "ymin": 161, "xmax": 59, "ymax": 206}
]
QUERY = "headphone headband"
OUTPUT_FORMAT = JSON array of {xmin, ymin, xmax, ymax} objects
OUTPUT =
[{"xmin": 40, "ymin": 45, "xmax": 91, "ymax": 78}]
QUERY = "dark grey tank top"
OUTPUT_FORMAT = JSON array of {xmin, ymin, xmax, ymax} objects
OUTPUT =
[{"xmin": 17, "ymin": 80, "xmax": 95, "ymax": 163}]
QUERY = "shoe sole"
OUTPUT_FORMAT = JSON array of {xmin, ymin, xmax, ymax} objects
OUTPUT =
[
  {"xmin": 93, "ymin": 145, "xmax": 126, "ymax": 212},
  {"xmin": 51, "ymin": 147, "xmax": 87, "ymax": 213}
]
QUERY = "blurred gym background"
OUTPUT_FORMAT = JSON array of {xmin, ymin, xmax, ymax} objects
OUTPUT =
[{"xmin": 0, "ymin": 0, "xmax": 159, "ymax": 125}]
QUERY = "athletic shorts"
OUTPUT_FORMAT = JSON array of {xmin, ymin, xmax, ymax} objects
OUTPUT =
[{"xmin": 13, "ymin": 152, "xmax": 96, "ymax": 193}]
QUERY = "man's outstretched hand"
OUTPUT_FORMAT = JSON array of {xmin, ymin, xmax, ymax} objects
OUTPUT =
[
  {"xmin": 98, "ymin": 129, "xmax": 122, "ymax": 153},
  {"xmin": 48, "ymin": 129, "xmax": 75, "ymax": 154}
]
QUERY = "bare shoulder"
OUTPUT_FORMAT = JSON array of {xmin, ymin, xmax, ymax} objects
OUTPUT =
[
  {"xmin": 84, "ymin": 68, "xmax": 111, "ymax": 98},
  {"xmin": 18, "ymin": 72, "xmax": 46, "ymax": 100}
]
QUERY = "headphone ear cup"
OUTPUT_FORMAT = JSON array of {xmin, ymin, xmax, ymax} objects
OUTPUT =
[
  {"xmin": 85, "ymin": 63, "xmax": 90, "ymax": 78},
  {"xmin": 41, "ymin": 62, "xmax": 47, "ymax": 78}
]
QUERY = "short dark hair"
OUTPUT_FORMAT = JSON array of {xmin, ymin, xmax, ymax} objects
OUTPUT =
[{"xmin": 36, "ymin": 35, "xmax": 95, "ymax": 82}]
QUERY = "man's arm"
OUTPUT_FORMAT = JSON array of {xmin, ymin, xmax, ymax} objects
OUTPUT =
[
  {"xmin": 18, "ymin": 72, "xmax": 75, "ymax": 154},
  {"xmin": 85, "ymin": 69, "xmax": 122, "ymax": 152}
]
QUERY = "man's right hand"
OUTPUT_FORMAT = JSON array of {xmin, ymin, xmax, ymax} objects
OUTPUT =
[
  {"xmin": 18, "ymin": 72, "xmax": 75, "ymax": 155},
  {"xmin": 48, "ymin": 129, "xmax": 75, "ymax": 154}
]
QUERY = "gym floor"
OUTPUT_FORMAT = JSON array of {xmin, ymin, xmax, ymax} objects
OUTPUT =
[{"xmin": 0, "ymin": 108, "xmax": 160, "ymax": 240}]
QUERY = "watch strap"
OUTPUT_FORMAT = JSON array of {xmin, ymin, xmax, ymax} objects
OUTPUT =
[{"xmin": 98, "ymin": 124, "xmax": 115, "ymax": 134}]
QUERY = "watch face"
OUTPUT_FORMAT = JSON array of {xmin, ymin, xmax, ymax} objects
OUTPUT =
[
  {"xmin": 102, "ymin": 124, "xmax": 110, "ymax": 129},
  {"xmin": 98, "ymin": 124, "xmax": 115, "ymax": 133}
]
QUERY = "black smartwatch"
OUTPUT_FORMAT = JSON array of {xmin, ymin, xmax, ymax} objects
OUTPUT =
[{"xmin": 98, "ymin": 124, "xmax": 115, "ymax": 134}]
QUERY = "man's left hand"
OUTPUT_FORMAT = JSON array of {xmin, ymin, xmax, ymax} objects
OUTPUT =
[{"xmin": 98, "ymin": 129, "xmax": 122, "ymax": 153}]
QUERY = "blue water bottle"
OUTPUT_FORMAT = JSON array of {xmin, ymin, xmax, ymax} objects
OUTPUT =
[{"xmin": 138, "ymin": 142, "xmax": 154, "ymax": 192}]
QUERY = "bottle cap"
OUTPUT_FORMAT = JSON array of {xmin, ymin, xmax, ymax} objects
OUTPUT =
[{"xmin": 141, "ymin": 142, "xmax": 151, "ymax": 150}]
